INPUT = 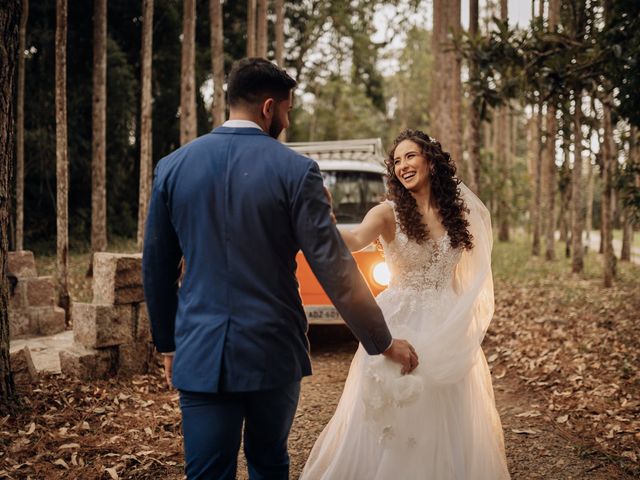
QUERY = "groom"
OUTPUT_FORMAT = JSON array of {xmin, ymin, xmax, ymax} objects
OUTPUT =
[{"xmin": 142, "ymin": 57, "xmax": 418, "ymax": 479}]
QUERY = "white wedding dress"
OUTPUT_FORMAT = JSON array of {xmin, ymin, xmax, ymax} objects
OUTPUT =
[{"xmin": 301, "ymin": 186, "xmax": 510, "ymax": 479}]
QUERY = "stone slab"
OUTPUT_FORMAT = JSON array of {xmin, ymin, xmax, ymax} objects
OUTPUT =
[
  {"xmin": 10, "ymin": 346, "xmax": 38, "ymax": 383},
  {"xmin": 9, "ymin": 309, "xmax": 32, "ymax": 338},
  {"xmin": 72, "ymin": 303, "xmax": 134, "ymax": 348},
  {"xmin": 135, "ymin": 303, "xmax": 152, "ymax": 342},
  {"xmin": 59, "ymin": 343, "xmax": 117, "ymax": 380},
  {"xmin": 93, "ymin": 253, "xmax": 144, "ymax": 305},
  {"xmin": 9, "ymin": 280, "xmax": 27, "ymax": 309},
  {"xmin": 7, "ymin": 251, "xmax": 37, "ymax": 278},
  {"xmin": 118, "ymin": 342, "xmax": 152, "ymax": 375},
  {"xmin": 33, "ymin": 306, "xmax": 66, "ymax": 335},
  {"xmin": 25, "ymin": 276, "xmax": 55, "ymax": 307},
  {"xmin": 10, "ymin": 330, "xmax": 73, "ymax": 374}
]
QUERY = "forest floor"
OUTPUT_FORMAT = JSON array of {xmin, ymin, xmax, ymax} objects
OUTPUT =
[{"xmin": 1, "ymin": 236, "xmax": 639, "ymax": 479}]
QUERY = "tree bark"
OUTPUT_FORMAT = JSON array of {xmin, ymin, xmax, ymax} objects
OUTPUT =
[
  {"xmin": 256, "ymin": 0, "xmax": 268, "ymax": 58},
  {"xmin": 137, "ymin": 0, "xmax": 153, "ymax": 250},
  {"xmin": 497, "ymin": 0, "xmax": 510, "ymax": 242},
  {"xmin": 91, "ymin": 0, "xmax": 107, "ymax": 253},
  {"xmin": 601, "ymin": 96, "xmax": 616, "ymax": 286},
  {"xmin": 247, "ymin": 0, "xmax": 256, "ymax": 57},
  {"xmin": 431, "ymin": 0, "xmax": 462, "ymax": 172},
  {"xmin": 532, "ymin": 103, "xmax": 543, "ymax": 255},
  {"xmin": 468, "ymin": 0, "xmax": 480, "ymax": 194},
  {"xmin": 621, "ymin": 125, "xmax": 638, "ymax": 261},
  {"xmin": 620, "ymin": 210, "xmax": 632, "ymax": 261},
  {"xmin": 210, "ymin": 0, "xmax": 225, "ymax": 128},
  {"xmin": 585, "ymin": 146, "xmax": 594, "ymax": 248},
  {"xmin": 180, "ymin": 0, "xmax": 197, "ymax": 145},
  {"xmin": 55, "ymin": 0, "xmax": 70, "ymax": 320},
  {"xmin": 571, "ymin": 94, "xmax": 585, "ymax": 272},
  {"xmin": 275, "ymin": 0, "xmax": 284, "ymax": 66},
  {"xmin": 16, "ymin": 0, "xmax": 28, "ymax": 252},
  {"xmin": 542, "ymin": 0, "xmax": 559, "ymax": 260},
  {"xmin": 0, "ymin": 0, "xmax": 22, "ymax": 409},
  {"xmin": 275, "ymin": 0, "xmax": 287, "ymax": 142}
]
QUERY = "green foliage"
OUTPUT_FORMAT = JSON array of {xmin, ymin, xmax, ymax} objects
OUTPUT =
[
  {"xmin": 384, "ymin": 27, "xmax": 432, "ymax": 134},
  {"xmin": 289, "ymin": 75, "xmax": 387, "ymax": 141}
]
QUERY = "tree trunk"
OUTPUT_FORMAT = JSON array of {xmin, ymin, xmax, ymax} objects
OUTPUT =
[
  {"xmin": 55, "ymin": 0, "xmax": 70, "ymax": 320},
  {"xmin": 571, "ymin": 93, "xmax": 584, "ymax": 272},
  {"xmin": 246, "ymin": 0, "xmax": 256, "ymax": 57},
  {"xmin": 601, "ymin": 96, "xmax": 616, "ymax": 286},
  {"xmin": 16, "ymin": 0, "xmax": 28, "ymax": 252},
  {"xmin": 468, "ymin": 0, "xmax": 480, "ymax": 194},
  {"xmin": 137, "ymin": 0, "xmax": 153, "ymax": 250},
  {"xmin": 621, "ymin": 125, "xmax": 638, "ymax": 261},
  {"xmin": 275, "ymin": 0, "xmax": 284, "ymax": 66},
  {"xmin": 431, "ymin": 0, "xmax": 462, "ymax": 171},
  {"xmin": 496, "ymin": 0, "xmax": 511, "ymax": 242},
  {"xmin": 620, "ymin": 210, "xmax": 632, "ymax": 261},
  {"xmin": 532, "ymin": 103, "xmax": 543, "ymax": 255},
  {"xmin": 0, "ymin": 0, "xmax": 22, "ymax": 409},
  {"xmin": 585, "ymin": 148, "xmax": 594, "ymax": 248},
  {"xmin": 210, "ymin": 0, "xmax": 225, "ymax": 128},
  {"xmin": 527, "ymin": 113, "xmax": 537, "ymax": 235},
  {"xmin": 542, "ymin": 0, "xmax": 559, "ymax": 261},
  {"xmin": 256, "ymin": 0, "xmax": 268, "ymax": 58},
  {"xmin": 91, "ymin": 0, "xmax": 107, "ymax": 253},
  {"xmin": 180, "ymin": 0, "xmax": 197, "ymax": 145},
  {"xmin": 275, "ymin": 0, "xmax": 287, "ymax": 142}
]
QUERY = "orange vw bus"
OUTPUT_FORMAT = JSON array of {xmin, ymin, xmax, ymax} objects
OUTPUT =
[{"xmin": 287, "ymin": 139, "xmax": 390, "ymax": 324}]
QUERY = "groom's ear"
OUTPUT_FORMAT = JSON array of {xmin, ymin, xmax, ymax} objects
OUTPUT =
[{"xmin": 261, "ymin": 98, "xmax": 275, "ymax": 119}]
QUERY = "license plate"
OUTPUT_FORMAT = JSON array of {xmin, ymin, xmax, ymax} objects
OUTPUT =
[{"xmin": 304, "ymin": 306, "xmax": 342, "ymax": 324}]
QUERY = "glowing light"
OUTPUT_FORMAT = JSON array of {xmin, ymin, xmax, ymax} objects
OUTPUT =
[{"xmin": 372, "ymin": 262, "xmax": 390, "ymax": 286}]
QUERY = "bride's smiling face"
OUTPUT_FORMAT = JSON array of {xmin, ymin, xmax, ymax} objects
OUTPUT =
[{"xmin": 393, "ymin": 140, "xmax": 430, "ymax": 192}]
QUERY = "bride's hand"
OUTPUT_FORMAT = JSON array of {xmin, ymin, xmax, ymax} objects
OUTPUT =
[{"xmin": 383, "ymin": 338, "xmax": 419, "ymax": 374}]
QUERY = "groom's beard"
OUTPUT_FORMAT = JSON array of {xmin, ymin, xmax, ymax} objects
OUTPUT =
[{"xmin": 268, "ymin": 117, "xmax": 284, "ymax": 139}]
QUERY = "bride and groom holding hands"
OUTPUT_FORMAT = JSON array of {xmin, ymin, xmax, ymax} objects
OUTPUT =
[{"xmin": 142, "ymin": 58, "xmax": 510, "ymax": 479}]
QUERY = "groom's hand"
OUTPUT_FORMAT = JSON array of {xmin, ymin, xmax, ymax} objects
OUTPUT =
[
  {"xmin": 162, "ymin": 354, "xmax": 174, "ymax": 388},
  {"xmin": 383, "ymin": 339, "xmax": 419, "ymax": 374}
]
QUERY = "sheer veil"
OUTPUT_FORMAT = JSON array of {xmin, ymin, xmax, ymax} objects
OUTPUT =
[{"xmin": 416, "ymin": 181, "xmax": 494, "ymax": 384}]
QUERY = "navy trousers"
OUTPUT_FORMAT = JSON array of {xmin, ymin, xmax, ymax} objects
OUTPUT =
[{"xmin": 179, "ymin": 381, "xmax": 301, "ymax": 480}]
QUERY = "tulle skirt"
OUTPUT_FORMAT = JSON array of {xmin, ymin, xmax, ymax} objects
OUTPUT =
[{"xmin": 301, "ymin": 286, "xmax": 510, "ymax": 480}]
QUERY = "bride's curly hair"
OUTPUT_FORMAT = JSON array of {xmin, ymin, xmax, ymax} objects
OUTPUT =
[{"xmin": 386, "ymin": 129, "xmax": 473, "ymax": 250}]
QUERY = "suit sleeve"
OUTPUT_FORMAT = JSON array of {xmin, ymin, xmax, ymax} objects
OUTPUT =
[
  {"xmin": 291, "ymin": 162, "xmax": 392, "ymax": 355},
  {"xmin": 142, "ymin": 168, "xmax": 183, "ymax": 353}
]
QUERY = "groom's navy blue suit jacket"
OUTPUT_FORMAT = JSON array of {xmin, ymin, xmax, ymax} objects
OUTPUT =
[{"xmin": 142, "ymin": 127, "xmax": 392, "ymax": 393}]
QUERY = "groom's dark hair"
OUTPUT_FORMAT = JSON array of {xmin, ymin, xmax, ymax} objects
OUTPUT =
[{"xmin": 227, "ymin": 57, "xmax": 296, "ymax": 107}]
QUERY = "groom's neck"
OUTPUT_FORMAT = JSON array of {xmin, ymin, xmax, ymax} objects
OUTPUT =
[{"xmin": 228, "ymin": 107, "xmax": 265, "ymax": 130}]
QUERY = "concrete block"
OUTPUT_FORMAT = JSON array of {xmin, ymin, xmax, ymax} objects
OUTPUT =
[
  {"xmin": 7, "ymin": 251, "xmax": 37, "ymax": 278},
  {"xmin": 93, "ymin": 253, "xmax": 144, "ymax": 305},
  {"xmin": 25, "ymin": 276, "xmax": 55, "ymax": 307},
  {"xmin": 72, "ymin": 303, "xmax": 134, "ymax": 348},
  {"xmin": 59, "ymin": 344, "xmax": 117, "ymax": 380},
  {"xmin": 33, "ymin": 306, "xmax": 66, "ymax": 335},
  {"xmin": 9, "ymin": 310, "xmax": 32, "ymax": 338},
  {"xmin": 135, "ymin": 303, "xmax": 152, "ymax": 342},
  {"xmin": 10, "ymin": 346, "xmax": 38, "ymax": 383},
  {"xmin": 118, "ymin": 342, "xmax": 152, "ymax": 375}
]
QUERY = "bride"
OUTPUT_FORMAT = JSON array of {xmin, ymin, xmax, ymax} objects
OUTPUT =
[{"xmin": 302, "ymin": 129, "xmax": 510, "ymax": 479}]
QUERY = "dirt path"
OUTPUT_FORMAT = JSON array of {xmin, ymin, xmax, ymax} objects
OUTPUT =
[
  {"xmin": 2, "ymin": 330, "xmax": 634, "ymax": 479},
  {"xmin": 283, "ymin": 331, "xmax": 632, "ymax": 480}
]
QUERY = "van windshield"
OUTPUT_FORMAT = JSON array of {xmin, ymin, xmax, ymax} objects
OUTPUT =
[{"xmin": 321, "ymin": 171, "xmax": 386, "ymax": 224}]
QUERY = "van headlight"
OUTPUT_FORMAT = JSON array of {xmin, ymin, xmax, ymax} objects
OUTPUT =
[{"xmin": 372, "ymin": 262, "xmax": 390, "ymax": 286}]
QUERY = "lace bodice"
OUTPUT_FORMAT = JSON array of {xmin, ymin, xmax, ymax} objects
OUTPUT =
[{"xmin": 379, "ymin": 202, "xmax": 462, "ymax": 293}]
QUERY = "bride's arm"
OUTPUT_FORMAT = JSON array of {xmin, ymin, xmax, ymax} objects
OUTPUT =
[{"xmin": 340, "ymin": 203, "xmax": 394, "ymax": 252}]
